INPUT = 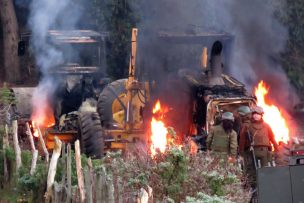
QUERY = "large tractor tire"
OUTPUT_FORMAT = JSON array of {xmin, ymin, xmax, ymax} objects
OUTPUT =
[
  {"xmin": 79, "ymin": 112, "xmax": 104, "ymax": 158},
  {"xmin": 97, "ymin": 79, "xmax": 127, "ymax": 127}
]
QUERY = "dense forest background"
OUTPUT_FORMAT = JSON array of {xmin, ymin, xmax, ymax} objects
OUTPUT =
[{"xmin": 0, "ymin": 0, "xmax": 304, "ymax": 100}]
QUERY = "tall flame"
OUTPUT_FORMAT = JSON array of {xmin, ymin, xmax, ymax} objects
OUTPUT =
[
  {"xmin": 255, "ymin": 81, "xmax": 289, "ymax": 144},
  {"xmin": 150, "ymin": 100, "xmax": 168, "ymax": 155},
  {"xmin": 31, "ymin": 101, "xmax": 55, "ymax": 137}
]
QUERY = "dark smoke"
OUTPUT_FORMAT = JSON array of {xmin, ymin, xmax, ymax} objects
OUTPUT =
[
  {"xmin": 136, "ymin": 0, "xmax": 298, "ymax": 109},
  {"xmin": 225, "ymin": 0, "xmax": 298, "ymax": 108}
]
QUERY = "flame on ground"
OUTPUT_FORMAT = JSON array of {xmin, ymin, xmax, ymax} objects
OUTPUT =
[
  {"xmin": 150, "ymin": 100, "xmax": 168, "ymax": 155},
  {"xmin": 255, "ymin": 81, "xmax": 290, "ymax": 144},
  {"xmin": 31, "ymin": 101, "xmax": 55, "ymax": 137}
]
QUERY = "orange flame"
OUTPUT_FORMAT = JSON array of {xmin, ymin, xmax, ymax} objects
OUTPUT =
[
  {"xmin": 31, "ymin": 101, "xmax": 55, "ymax": 137},
  {"xmin": 255, "ymin": 81, "xmax": 289, "ymax": 144},
  {"xmin": 150, "ymin": 100, "xmax": 168, "ymax": 155}
]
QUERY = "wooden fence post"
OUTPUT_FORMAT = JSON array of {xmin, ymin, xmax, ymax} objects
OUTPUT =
[
  {"xmin": 37, "ymin": 125, "xmax": 49, "ymax": 163},
  {"xmin": 26, "ymin": 122, "xmax": 38, "ymax": 175},
  {"xmin": 84, "ymin": 159, "xmax": 93, "ymax": 203},
  {"xmin": 95, "ymin": 166, "xmax": 107, "ymax": 203},
  {"xmin": 137, "ymin": 188, "xmax": 149, "ymax": 203},
  {"xmin": 66, "ymin": 144, "xmax": 72, "ymax": 203},
  {"xmin": 75, "ymin": 140, "xmax": 85, "ymax": 203},
  {"xmin": 26, "ymin": 122, "xmax": 35, "ymax": 151},
  {"xmin": 3, "ymin": 124, "xmax": 9, "ymax": 182},
  {"xmin": 45, "ymin": 136, "xmax": 62, "ymax": 203},
  {"xmin": 117, "ymin": 177, "xmax": 123, "ymax": 203},
  {"xmin": 106, "ymin": 174, "xmax": 115, "ymax": 203},
  {"xmin": 12, "ymin": 120, "xmax": 22, "ymax": 172},
  {"xmin": 61, "ymin": 143, "xmax": 66, "ymax": 184},
  {"xmin": 30, "ymin": 150, "xmax": 38, "ymax": 175}
]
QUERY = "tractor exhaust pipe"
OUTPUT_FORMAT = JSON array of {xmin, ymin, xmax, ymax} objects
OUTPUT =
[
  {"xmin": 209, "ymin": 41, "xmax": 225, "ymax": 85},
  {"xmin": 211, "ymin": 41, "xmax": 223, "ymax": 77}
]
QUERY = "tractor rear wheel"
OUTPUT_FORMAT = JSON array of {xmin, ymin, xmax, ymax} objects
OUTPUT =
[
  {"xmin": 97, "ymin": 79, "xmax": 127, "ymax": 127},
  {"xmin": 79, "ymin": 112, "xmax": 104, "ymax": 158}
]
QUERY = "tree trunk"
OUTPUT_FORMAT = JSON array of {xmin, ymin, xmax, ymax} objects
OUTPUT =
[{"xmin": 0, "ymin": 0, "xmax": 21, "ymax": 83}]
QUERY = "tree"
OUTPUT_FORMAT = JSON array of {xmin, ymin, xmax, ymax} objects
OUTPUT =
[
  {"xmin": 0, "ymin": 0, "xmax": 21, "ymax": 83},
  {"xmin": 93, "ymin": 0, "xmax": 140, "ymax": 79},
  {"xmin": 275, "ymin": 0, "xmax": 304, "ymax": 98}
]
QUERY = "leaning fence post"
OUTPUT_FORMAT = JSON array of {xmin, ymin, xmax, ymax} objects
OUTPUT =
[
  {"xmin": 45, "ymin": 136, "xmax": 62, "ymax": 203},
  {"xmin": 26, "ymin": 122, "xmax": 36, "ymax": 151},
  {"xmin": 12, "ymin": 120, "xmax": 22, "ymax": 172},
  {"xmin": 26, "ymin": 122, "xmax": 38, "ymax": 175},
  {"xmin": 37, "ymin": 125, "xmax": 49, "ymax": 163},
  {"xmin": 75, "ymin": 140, "xmax": 86, "ymax": 203}
]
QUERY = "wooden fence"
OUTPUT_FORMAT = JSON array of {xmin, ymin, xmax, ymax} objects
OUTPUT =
[{"xmin": 2, "ymin": 120, "xmax": 153, "ymax": 203}]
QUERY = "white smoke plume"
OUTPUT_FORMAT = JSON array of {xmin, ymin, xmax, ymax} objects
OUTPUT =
[{"xmin": 28, "ymin": 0, "xmax": 82, "ymax": 124}]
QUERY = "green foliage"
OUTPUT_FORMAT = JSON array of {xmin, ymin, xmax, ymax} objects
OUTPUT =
[
  {"xmin": 274, "ymin": 0, "xmax": 304, "ymax": 97},
  {"xmin": 0, "ymin": 149, "xmax": 4, "ymax": 185},
  {"xmin": 5, "ymin": 147, "xmax": 15, "ymax": 161},
  {"xmin": 100, "ymin": 145, "xmax": 249, "ymax": 202},
  {"xmin": 186, "ymin": 192, "xmax": 234, "ymax": 203},
  {"xmin": 21, "ymin": 150, "xmax": 32, "ymax": 169},
  {"xmin": 55, "ymin": 147, "xmax": 78, "ymax": 185},
  {"xmin": 0, "ymin": 83, "xmax": 16, "ymax": 106},
  {"xmin": 17, "ymin": 158, "xmax": 47, "ymax": 202},
  {"xmin": 0, "ymin": 127, "xmax": 3, "ymax": 148},
  {"xmin": 154, "ymin": 147, "xmax": 188, "ymax": 197},
  {"xmin": 92, "ymin": 0, "xmax": 140, "ymax": 79}
]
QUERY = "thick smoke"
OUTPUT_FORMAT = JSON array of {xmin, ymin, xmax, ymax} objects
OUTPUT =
[
  {"xmin": 137, "ymin": 0, "xmax": 298, "ymax": 108},
  {"xmin": 225, "ymin": 0, "xmax": 298, "ymax": 108},
  {"xmin": 28, "ymin": 0, "xmax": 82, "ymax": 124}
]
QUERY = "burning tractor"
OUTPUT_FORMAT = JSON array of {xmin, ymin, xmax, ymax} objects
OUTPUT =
[
  {"xmin": 14, "ymin": 28, "xmax": 304, "ymax": 165},
  {"xmin": 11, "ymin": 27, "xmax": 304, "ymax": 201},
  {"xmin": 13, "ymin": 30, "xmax": 110, "ymax": 155},
  {"xmin": 92, "ymin": 28, "xmax": 258, "ymax": 156},
  {"xmin": 13, "ymin": 28, "xmax": 257, "ymax": 158}
]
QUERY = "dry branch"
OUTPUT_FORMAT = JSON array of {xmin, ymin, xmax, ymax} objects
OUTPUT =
[
  {"xmin": 12, "ymin": 120, "xmax": 22, "ymax": 172},
  {"xmin": 37, "ymin": 125, "xmax": 49, "ymax": 163},
  {"xmin": 75, "ymin": 140, "xmax": 86, "ymax": 203},
  {"xmin": 45, "ymin": 136, "xmax": 62, "ymax": 203}
]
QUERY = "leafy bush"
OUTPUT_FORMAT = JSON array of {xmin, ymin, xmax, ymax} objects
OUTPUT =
[
  {"xmin": 102, "ymin": 148, "xmax": 250, "ymax": 202},
  {"xmin": 186, "ymin": 192, "xmax": 234, "ymax": 203}
]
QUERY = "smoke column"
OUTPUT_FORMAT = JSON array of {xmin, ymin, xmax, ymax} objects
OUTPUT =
[
  {"xmin": 28, "ymin": 0, "xmax": 82, "ymax": 124},
  {"xmin": 137, "ymin": 0, "xmax": 298, "ymax": 108}
]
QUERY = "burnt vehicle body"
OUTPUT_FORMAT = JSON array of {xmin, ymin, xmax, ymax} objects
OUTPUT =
[
  {"xmin": 14, "ymin": 30, "xmax": 110, "ymax": 149},
  {"xmin": 142, "ymin": 31, "xmax": 256, "ymax": 148}
]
